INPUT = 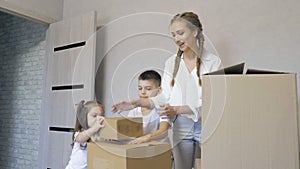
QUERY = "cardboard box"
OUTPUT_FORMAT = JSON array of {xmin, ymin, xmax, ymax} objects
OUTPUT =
[
  {"xmin": 101, "ymin": 117, "xmax": 143, "ymax": 140},
  {"xmin": 87, "ymin": 141, "xmax": 172, "ymax": 169},
  {"xmin": 195, "ymin": 158, "xmax": 201, "ymax": 169},
  {"xmin": 201, "ymin": 63, "xmax": 299, "ymax": 169}
]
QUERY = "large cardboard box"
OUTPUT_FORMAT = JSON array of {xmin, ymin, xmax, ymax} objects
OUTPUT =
[
  {"xmin": 101, "ymin": 117, "xmax": 143, "ymax": 140},
  {"xmin": 195, "ymin": 158, "xmax": 201, "ymax": 169},
  {"xmin": 87, "ymin": 141, "xmax": 172, "ymax": 169},
  {"xmin": 202, "ymin": 63, "xmax": 299, "ymax": 169}
]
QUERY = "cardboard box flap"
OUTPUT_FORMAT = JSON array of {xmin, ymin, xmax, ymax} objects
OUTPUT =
[
  {"xmin": 90, "ymin": 141, "xmax": 128, "ymax": 157},
  {"xmin": 205, "ymin": 62, "xmax": 244, "ymax": 75},
  {"xmin": 90, "ymin": 141, "xmax": 171, "ymax": 158},
  {"xmin": 127, "ymin": 142, "xmax": 171, "ymax": 158},
  {"xmin": 129, "ymin": 141, "xmax": 170, "ymax": 149},
  {"xmin": 205, "ymin": 62, "xmax": 293, "ymax": 75},
  {"xmin": 101, "ymin": 117, "xmax": 143, "ymax": 140},
  {"xmin": 246, "ymin": 68, "xmax": 290, "ymax": 74},
  {"xmin": 93, "ymin": 140, "xmax": 162, "ymax": 149},
  {"xmin": 105, "ymin": 117, "xmax": 141, "ymax": 121}
]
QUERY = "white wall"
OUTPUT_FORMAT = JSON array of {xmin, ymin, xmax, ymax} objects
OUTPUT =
[
  {"xmin": 63, "ymin": 0, "xmax": 188, "ymax": 26},
  {"xmin": 93, "ymin": 12, "xmax": 176, "ymax": 116},
  {"xmin": 0, "ymin": 0, "xmax": 63, "ymax": 23},
  {"xmin": 63, "ymin": 0, "xmax": 300, "ymax": 118}
]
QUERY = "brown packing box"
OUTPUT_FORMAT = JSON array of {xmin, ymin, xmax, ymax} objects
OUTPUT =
[
  {"xmin": 201, "ymin": 63, "xmax": 299, "ymax": 169},
  {"xmin": 87, "ymin": 141, "xmax": 172, "ymax": 169},
  {"xmin": 195, "ymin": 158, "xmax": 201, "ymax": 169},
  {"xmin": 100, "ymin": 117, "xmax": 143, "ymax": 140}
]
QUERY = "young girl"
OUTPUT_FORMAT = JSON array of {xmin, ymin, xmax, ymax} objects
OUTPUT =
[
  {"xmin": 65, "ymin": 100, "xmax": 105, "ymax": 169},
  {"xmin": 112, "ymin": 12, "xmax": 222, "ymax": 169}
]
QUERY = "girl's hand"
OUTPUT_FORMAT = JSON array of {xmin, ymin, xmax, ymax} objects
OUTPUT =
[
  {"xmin": 111, "ymin": 100, "xmax": 136, "ymax": 113},
  {"xmin": 128, "ymin": 135, "xmax": 151, "ymax": 144},
  {"xmin": 91, "ymin": 116, "xmax": 105, "ymax": 132},
  {"xmin": 159, "ymin": 105, "xmax": 178, "ymax": 119},
  {"xmin": 89, "ymin": 116, "xmax": 104, "ymax": 142}
]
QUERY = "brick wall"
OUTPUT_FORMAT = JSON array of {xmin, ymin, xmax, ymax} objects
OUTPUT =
[{"xmin": 0, "ymin": 12, "xmax": 48, "ymax": 169}]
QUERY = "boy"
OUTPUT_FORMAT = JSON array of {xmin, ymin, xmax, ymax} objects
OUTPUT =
[{"xmin": 127, "ymin": 70, "xmax": 169, "ymax": 144}]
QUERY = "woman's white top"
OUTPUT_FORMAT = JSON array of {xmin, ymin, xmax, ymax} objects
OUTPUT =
[
  {"xmin": 128, "ymin": 107, "xmax": 169, "ymax": 142},
  {"xmin": 150, "ymin": 50, "xmax": 221, "ymax": 141},
  {"xmin": 65, "ymin": 132, "xmax": 87, "ymax": 169}
]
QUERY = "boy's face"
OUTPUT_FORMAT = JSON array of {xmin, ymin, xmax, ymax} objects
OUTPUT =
[
  {"xmin": 138, "ymin": 80, "xmax": 161, "ymax": 98},
  {"xmin": 87, "ymin": 106, "xmax": 104, "ymax": 128}
]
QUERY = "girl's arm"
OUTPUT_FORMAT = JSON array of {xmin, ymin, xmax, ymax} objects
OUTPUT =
[
  {"xmin": 76, "ymin": 116, "xmax": 105, "ymax": 143},
  {"xmin": 128, "ymin": 121, "xmax": 169, "ymax": 144},
  {"xmin": 75, "ymin": 128, "xmax": 96, "ymax": 143}
]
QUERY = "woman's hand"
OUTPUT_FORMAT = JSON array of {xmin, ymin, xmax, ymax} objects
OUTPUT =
[
  {"xmin": 159, "ymin": 105, "xmax": 178, "ymax": 119},
  {"xmin": 128, "ymin": 135, "xmax": 151, "ymax": 144},
  {"xmin": 111, "ymin": 100, "xmax": 136, "ymax": 113}
]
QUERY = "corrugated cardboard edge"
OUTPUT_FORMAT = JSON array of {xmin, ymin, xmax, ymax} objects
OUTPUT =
[{"xmin": 89, "ymin": 141, "xmax": 171, "ymax": 158}]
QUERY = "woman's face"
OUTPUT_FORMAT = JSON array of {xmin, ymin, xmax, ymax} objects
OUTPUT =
[
  {"xmin": 170, "ymin": 20, "xmax": 197, "ymax": 52},
  {"xmin": 138, "ymin": 80, "xmax": 161, "ymax": 99},
  {"xmin": 87, "ymin": 106, "xmax": 104, "ymax": 128}
]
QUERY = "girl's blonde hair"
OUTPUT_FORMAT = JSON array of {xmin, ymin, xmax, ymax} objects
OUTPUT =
[{"xmin": 170, "ymin": 12, "xmax": 204, "ymax": 86}]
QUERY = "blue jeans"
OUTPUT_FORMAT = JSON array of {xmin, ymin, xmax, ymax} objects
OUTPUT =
[{"xmin": 172, "ymin": 122, "xmax": 201, "ymax": 169}]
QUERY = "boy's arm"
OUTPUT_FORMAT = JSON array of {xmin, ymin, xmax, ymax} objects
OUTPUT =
[
  {"xmin": 146, "ymin": 121, "xmax": 169, "ymax": 140},
  {"xmin": 128, "ymin": 121, "xmax": 169, "ymax": 144},
  {"xmin": 112, "ymin": 98, "xmax": 155, "ymax": 113}
]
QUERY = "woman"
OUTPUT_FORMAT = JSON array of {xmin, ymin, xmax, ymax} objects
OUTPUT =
[{"xmin": 112, "ymin": 12, "xmax": 222, "ymax": 169}]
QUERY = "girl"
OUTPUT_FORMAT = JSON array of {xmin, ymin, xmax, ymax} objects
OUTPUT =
[
  {"xmin": 112, "ymin": 12, "xmax": 222, "ymax": 169},
  {"xmin": 65, "ymin": 100, "xmax": 105, "ymax": 169}
]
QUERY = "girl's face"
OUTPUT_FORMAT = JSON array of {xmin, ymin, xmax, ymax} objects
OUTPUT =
[
  {"xmin": 138, "ymin": 80, "xmax": 161, "ymax": 99},
  {"xmin": 87, "ymin": 106, "xmax": 104, "ymax": 128},
  {"xmin": 170, "ymin": 20, "xmax": 197, "ymax": 53}
]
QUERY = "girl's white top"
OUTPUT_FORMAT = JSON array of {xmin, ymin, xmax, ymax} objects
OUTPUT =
[{"xmin": 65, "ymin": 131, "xmax": 87, "ymax": 169}]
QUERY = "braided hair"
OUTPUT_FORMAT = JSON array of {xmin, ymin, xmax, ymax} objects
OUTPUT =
[{"xmin": 170, "ymin": 12, "xmax": 204, "ymax": 86}]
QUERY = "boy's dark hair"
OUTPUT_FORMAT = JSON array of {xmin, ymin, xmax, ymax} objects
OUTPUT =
[{"xmin": 138, "ymin": 70, "xmax": 161, "ymax": 86}]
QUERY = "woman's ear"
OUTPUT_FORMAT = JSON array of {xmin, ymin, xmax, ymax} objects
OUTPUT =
[{"xmin": 193, "ymin": 29, "xmax": 198, "ymax": 38}]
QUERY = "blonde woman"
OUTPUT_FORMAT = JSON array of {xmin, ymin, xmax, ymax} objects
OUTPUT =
[{"xmin": 112, "ymin": 12, "xmax": 221, "ymax": 169}]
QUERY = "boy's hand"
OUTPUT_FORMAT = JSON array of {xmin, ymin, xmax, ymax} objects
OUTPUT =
[
  {"xmin": 128, "ymin": 135, "xmax": 151, "ymax": 144},
  {"xmin": 111, "ymin": 100, "xmax": 136, "ymax": 113}
]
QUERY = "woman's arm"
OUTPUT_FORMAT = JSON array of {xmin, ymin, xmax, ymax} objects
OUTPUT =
[
  {"xmin": 159, "ymin": 105, "xmax": 194, "ymax": 119},
  {"xmin": 128, "ymin": 121, "xmax": 169, "ymax": 144}
]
